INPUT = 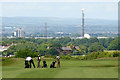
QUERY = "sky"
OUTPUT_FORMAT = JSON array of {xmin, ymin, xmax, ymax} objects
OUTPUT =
[
  {"xmin": 1, "ymin": 2, "xmax": 118, "ymax": 20},
  {"xmin": 0, "ymin": 0, "xmax": 119, "ymax": 2}
]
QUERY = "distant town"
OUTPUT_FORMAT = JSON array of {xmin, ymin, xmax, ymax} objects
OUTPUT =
[
  {"xmin": 1, "ymin": 17, "xmax": 118, "ymax": 39},
  {"xmin": 3, "ymin": 27, "xmax": 116, "ymax": 39}
]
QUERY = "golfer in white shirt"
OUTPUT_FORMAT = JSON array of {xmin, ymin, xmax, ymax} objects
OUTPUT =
[
  {"xmin": 56, "ymin": 55, "xmax": 60, "ymax": 68},
  {"xmin": 26, "ymin": 56, "xmax": 35, "ymax": 68},
  {"xmin": 26, "ymin": 56, "xmax": 32, "ymax": 61}
]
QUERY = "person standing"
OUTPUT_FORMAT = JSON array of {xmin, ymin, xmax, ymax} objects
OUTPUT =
[
  {"xmin": 56, "ymin": 55, "xmax": 60, "ymax": 68},
  {"xmin": 37, "ymin": 55, "xmax": 41, "ymax": 68}
]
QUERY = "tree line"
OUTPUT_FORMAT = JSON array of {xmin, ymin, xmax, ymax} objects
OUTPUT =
[{"xmin": 1, "ymin": 37, "xmax": 120, "ymax": 58}]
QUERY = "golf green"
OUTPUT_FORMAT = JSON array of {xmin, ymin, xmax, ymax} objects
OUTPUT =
[{"xmin": 2, "ymin": 58, "xmax": 118, "ymax": 78}]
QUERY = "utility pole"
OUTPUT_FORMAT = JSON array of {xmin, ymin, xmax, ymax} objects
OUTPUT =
[{"xmin": 44, "ymin": 22, "xmax": 47, "ymax": 39}]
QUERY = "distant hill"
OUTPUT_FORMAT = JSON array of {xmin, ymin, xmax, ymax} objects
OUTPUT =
[{"xmin": 2, "ymin": 17, "xmax": 117, "ymax": 33}]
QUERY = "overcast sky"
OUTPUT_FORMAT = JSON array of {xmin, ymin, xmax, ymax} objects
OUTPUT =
[{"xmin": 1, "ymin": 2, "xmax": 118, "ymax": 20}]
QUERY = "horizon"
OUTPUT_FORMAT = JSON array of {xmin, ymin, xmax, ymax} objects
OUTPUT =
[
  {"xmin": 1, "ymin": 2, "xmax": 118, "ymax": 20},
  {"xmin": 1, "ymin": 16, "xmax": 118, "ymax": 20},
  {"xmin": 1, "ymin": 17, "xmax": 118, "ymax": 21}
]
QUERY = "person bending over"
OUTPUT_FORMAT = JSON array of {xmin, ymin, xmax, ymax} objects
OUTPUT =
[
  {"xmin": 26, "ymin": 56, "xmax": 35, "ymax": 68},
  {"xmin": 25, "ymin": 60, "xmax": 29, "ymax": 68},
  {"xmin": 50, "ymin": 61, "xmax": 56, "ymax": 68},
  {"xmin": 42, "ymin": 60, "xmax": 47, "ymax": 68}
]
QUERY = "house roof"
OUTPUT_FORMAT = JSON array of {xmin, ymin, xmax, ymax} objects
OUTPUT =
[
  {"xmin": 62, "ymin": 46, "xmax": 79, "ymax": 51},
  {"xmin": 74, "ymin": 46, "xmax": 79, "ymax": 49},
  {"xmin": 62, "ymin": 46, "xmax": 72, "ymax": 50}
]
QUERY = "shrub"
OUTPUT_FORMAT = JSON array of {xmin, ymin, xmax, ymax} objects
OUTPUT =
[
  {"xmin": 47, "ymin": 48, "xmax": 60, "ymax": 55},
  {"xmin": 97, "ymin": 52, "xmax": 107, "ymax": 58},
  {"xmin": 44, "ymin": 55, "xmax": 51, "ymax": 58},
  {"xmin": 105, "ymin": 52, "xmax": 112, "ymax": 57},
  {"xmin": 79, "ymin": 56, "xmax": 85, "ymax": 60},
  {"xmin": 64, "ymin": 56, "xmax": 71, "ymax": 60},
  {"xmin": 113, "ymin": 51, "xmax": 120, "ymax": 57},
  {"xmin": 73, "ymin": 56, "xmax": 80, "ymax": 60},
  {"xmin": 15, "ymin": 48, "xmax": 36, "ymax": 58}
]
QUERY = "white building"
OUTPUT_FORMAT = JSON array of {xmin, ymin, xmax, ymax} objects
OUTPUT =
[
  {"xmin": 0, "ymin": 46, "xmax": 9, "ymax": 52},
  {"xmin": 84, "ymin": 34, "xmax": 91, "ymax": 39},
  {"xmin": 14, "ymin": 28, "xmax": 24, "ymax": 37}
]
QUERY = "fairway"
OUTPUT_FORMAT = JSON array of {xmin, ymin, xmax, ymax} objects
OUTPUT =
[{"xmin": 2, "ymin": 58, "xmax": 118, "ymax": 78}]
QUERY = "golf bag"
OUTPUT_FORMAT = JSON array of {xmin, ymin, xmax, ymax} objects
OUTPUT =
[
  {"xmin": 50, "ymin": 61, "xmax": 56, "ymax": 68},
  {"xmin": 25, "ymin": 60, "xmax": 30, "ymax": 68}
]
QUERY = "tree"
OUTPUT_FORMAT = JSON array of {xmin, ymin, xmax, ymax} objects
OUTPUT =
[
  {"xmin": 88, "ymin": 42, "xmax": 103, "ymax": 52},
  {"xmin": 2, "ymin": 41, "xmax": 8, "ymax": 46},
  {"xmin": 108, "ymin": 38, "xmax": 120, "ymax": 50},
  {"xmin": 15, "ymin": 48, "xmax": 35, "ymax": 58},
  {"xmin": 104, "ymin": 38, "xmax": 114, "ymax": 48},
  {"xmin": 88, "ymin": 37, "xmax": 99, "ymax": 46},
  {"xmin": 99, "ymin": 38, "xmax": 106, "ymax": 48},
  {"xmin": 6, "ymin": 42, "xmax": 38, "ymax": 56},
  {"xmin": 70, "ymin": 44, "xmax": 74, "ymax": 51},
  {"xmin": 2, "ymin": 50, "xmax": 8, "ymax": 56},
  {"xmin": 73, "ymin": 38, "xmax": 88, "ymax": 46},
  {"xmin": 47, "ymin": 48, "xmax": 59, "ymax": 55},
  {"xmin": 58, "ymin": 37, "xmax": 71, "ymax": 46},
  {"xmin": 79, "ymin": 45, "xmax": 88, "ymax": 54},
  {"xmin": 49, "ymin": 43, "xmax": 62, "ymax": 49}
]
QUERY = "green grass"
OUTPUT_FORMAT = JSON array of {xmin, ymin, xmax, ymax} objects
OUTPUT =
[
  {"xmin": 1, "ymin": 58, "xmax": 118, "ymax": 78},
  {"xmin": 104, "ymin": 50, "xmax": 120, "ymax": 53}
]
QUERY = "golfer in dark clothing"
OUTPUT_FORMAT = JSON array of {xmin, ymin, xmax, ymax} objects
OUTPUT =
[
  {"xmin": 50, "ymin": 61, "xmax": 56, "ymax": 68},
  {"xmin": 37, "ymin": 55, "xmax": 41, "ymax": 68},
  {"xmin": 42, "ymin": 60, "xmax": 47, "ymax": 68},
  {"xmin": 25, "ymin": 60, "xmax": 29, "ymax": 68},
  {"xmin": 30, "ymin": 59, "xmax": 35, "ymax": 68}
]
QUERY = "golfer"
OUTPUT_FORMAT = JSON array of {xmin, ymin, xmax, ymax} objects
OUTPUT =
[
  {"xmin": 26, "ymin": 56, "xmax": 35, "ymax": 68},
  {"xmin": 56, "ymin": 55, "xmax": 60, "ymax": 68},
  {"xmin": 37, "ymin": 55, "xmax": 41, "ymax": 68}
]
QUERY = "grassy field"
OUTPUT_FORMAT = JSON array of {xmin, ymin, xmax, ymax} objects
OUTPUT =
[
  {"xmin": 104, "ymin": 50, "xmax": 120, "ymax": 53},
  {"xmin": 1, "ymin": 57, "xmax": 118, "ymax": 78}
]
